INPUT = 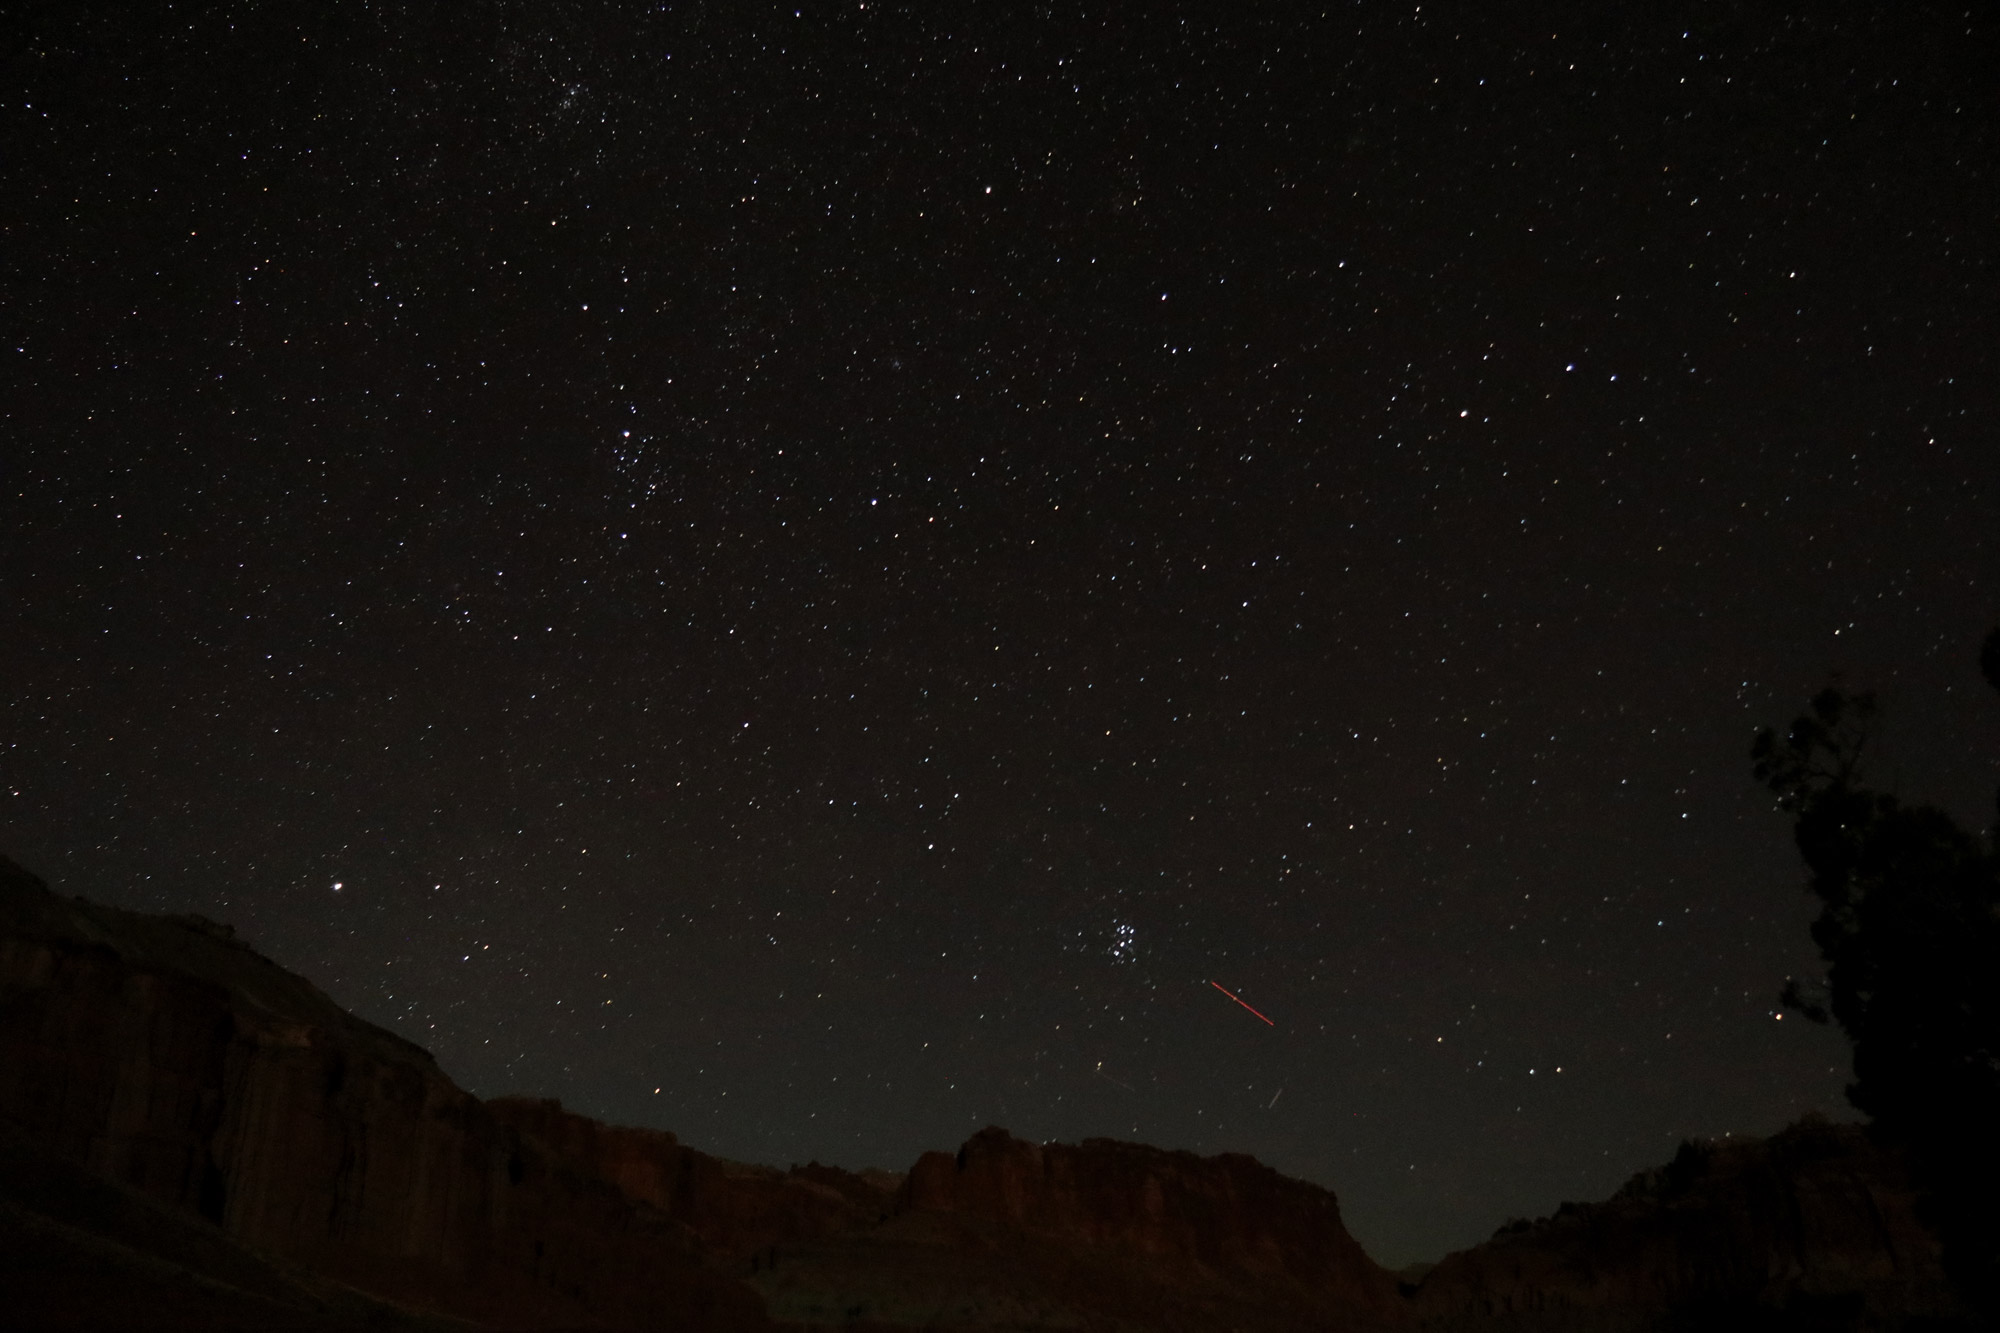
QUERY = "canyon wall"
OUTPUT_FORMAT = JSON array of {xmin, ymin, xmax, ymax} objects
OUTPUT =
[
  {"xmin": 0, "ymin": 855, "xmax": 766, "ymax": 1330},
  {"xmin": 902, "ymin": 1125, "xmax": 1406, "ymax": 1321},
  {"xmin": 0, "ymin": 854, "xmax": 1976, "ymax": 1331},
  {"xmin": 488, "ymin": 1094, "xmax": 898, "ymax": 1262},
  {"xmin": 0, "ymin": 855, "xmax": 1415, "ymax": 1331},
  {"xmin": 1408, "ymin": 1118, "xmax": 1966, "ymax": 1331}
]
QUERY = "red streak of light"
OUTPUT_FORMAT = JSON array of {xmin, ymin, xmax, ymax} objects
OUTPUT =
[{"xmin": 1209, "ymin": 981, "xmax": 1275, "ymax": 1026}]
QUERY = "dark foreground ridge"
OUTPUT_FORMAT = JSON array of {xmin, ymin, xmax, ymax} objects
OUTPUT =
[{"xmin": 0, "ymin": 856, "xmax": 1973, "ymax": 1331}]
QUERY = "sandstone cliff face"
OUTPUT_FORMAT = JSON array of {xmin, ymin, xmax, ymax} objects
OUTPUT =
[
  {"xmin": 0, "ymin": 856, "xmax": 1419, "ymax": 1332},
  {"xmin": 902, "ymin": 1125, "xmax": 1406, "ymax": 1323},
  {"xmin": 0, "ymin": 1121, "xmax": 463, "ymax": 1332},
  {"xmin": 0, "ymin": 856, "xmax": 767, "ymax": 1330},
  {"xmin": 1, "ymin": 854, "xmax": 1975, "ymax": 1332},
  {"xmin": 0, "ymin": 855, "xmax": 1413, "ymax": 1331},
  {"xmin": 735, "ymin": 1127, "xmax": 1411, "ymax": 1332},
  {"xmin": 490, "ymin": 1094, "xmax": 898, "ymax": 1262},
  {"xmin": 1407, "ymin": 1119, "xmax": 1967, "ymax": 1331}
]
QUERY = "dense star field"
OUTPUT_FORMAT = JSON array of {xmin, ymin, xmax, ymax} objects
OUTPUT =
[{"xmin": 3, "ymin": 3, "xmax": 1995, "ymax": 1264}]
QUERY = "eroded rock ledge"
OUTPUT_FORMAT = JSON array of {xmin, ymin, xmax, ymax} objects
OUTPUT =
[{"xmin": 0, "ymin": 856, "xmax": 1972, "ymax": 1331}]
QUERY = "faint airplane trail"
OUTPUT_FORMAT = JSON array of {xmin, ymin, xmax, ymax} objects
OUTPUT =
[{"xmin": 1208, "ymin": 980, "xmax": 1275, "ymax": 1025}]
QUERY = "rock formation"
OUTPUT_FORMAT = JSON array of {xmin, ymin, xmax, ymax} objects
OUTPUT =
[
  {"xmin": 488, "ymin": 1094, "xmax": 900, "ymax": 1263},
  {"xmin": 0, "ymin": 854, "xmax": 1977, "ymax": 1331},
  {"xmin": 0, "ymin": 855, "xmax": 766, "ymax": 1330},
  {"xmin": 729, "ymin": 1126, "xmax": 1408, "ymax": 1332},
  {"xmin": 0, "ymin": 856, "xmax": 1404, "ymax": 1330},
  {"xmin": 899, "ymin": 1126, "xmax": 1406, "ymax": 1322},
  {"xmin": 1406, "ymin": 1119, "xmax": 1968, "ymax": 1331}
]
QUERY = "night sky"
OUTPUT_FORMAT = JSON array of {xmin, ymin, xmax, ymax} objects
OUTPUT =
[{"xmin": 4, "ymin": 2, "xmax": 1996, "ymax": 1266}]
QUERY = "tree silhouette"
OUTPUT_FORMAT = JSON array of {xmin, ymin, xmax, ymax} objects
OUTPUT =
[{"xmin": 1754, "ymin": 627, "xmax": 2000, "ymax": 1321}]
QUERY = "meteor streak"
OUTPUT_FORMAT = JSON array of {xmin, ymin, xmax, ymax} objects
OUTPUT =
[{"xmin": 1209, "ymin": 980, "xmax": 1275, "ymax": 1025}]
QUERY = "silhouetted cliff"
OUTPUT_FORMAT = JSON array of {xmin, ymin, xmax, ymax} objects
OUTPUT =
[
  {"xmin": 1407, "ymin": 1118, "xmax": 1969, "ymax": 1331},
  {"xmin": 0, "ymin": 857, "xmax": 1403, "ymax": 1330},
  {"xmin": 0, "ymin": 855, "xmax": 767, "ymax": 1330},
  {"xmin": 0, "ymin": 855, "xmax": 1976, "ymax": 1331},
  {"xmin": 731, "ymin": 1126, "xmax": 1407, "ymax": 1332},
  {"xmin": 489, "ymin": 1094, "xmax": 900, "ymax": 1262},
  {"xmin": 903, "ymin": 1126, "xmax": 1404, "ymax": 1321}
]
